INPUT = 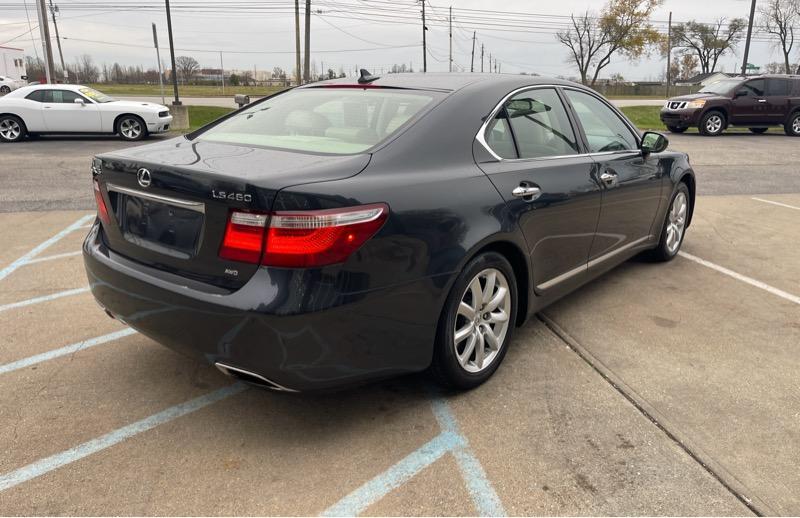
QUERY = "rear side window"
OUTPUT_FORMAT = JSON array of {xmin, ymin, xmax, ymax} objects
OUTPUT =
[
  {"xmin": 742, "ymin": 79, "xmax": 765, "ymax": 96},
  {"xmin": 485, "ymin": 111, "xmax": 517, "ymax": 159},
  {"xmin": 504, "ymin": 89, "xmax": 578, "ymax": 159},
  {"xmin": 25, "ymin": 90, "xmax": 45, "ymax": 102},
  {"xmin": 767, "ymin": 79, "xmax": 790, "ymax": 96},
  {"xmin": 565, "ymin": 89, "xmax": 638, "ymax": 153},
  {"xmin": 197, "ymin": 88, "xmax": 439, "ymax": 154}
]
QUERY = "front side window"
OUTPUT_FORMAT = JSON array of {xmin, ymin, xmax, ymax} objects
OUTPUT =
[
  {"xmin": 741, "ymin": 79, "xmax": 765, "ymax": 96},
  {"xmin": 197, "ymin": 88, "xmax": 439, "ymax": 154},
  {"xmin": 504, "ymin": 88, "xmax": 578, "ymax": 159},
  {"xmin": 565, "ymin": 89, "xmax": 638, "ymax": 153}
]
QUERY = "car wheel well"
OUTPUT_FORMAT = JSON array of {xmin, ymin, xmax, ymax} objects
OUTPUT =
[
  {"xmin": 114, "ymin": 113, "xmax": 145, "ymax": 133},
  {"xmin": 469, "ymin": 241, "xmax": 529, "ymax": 326},
  {"xmin": 678, "ymin": 174, "xmax": 695, "ymax": 227}
]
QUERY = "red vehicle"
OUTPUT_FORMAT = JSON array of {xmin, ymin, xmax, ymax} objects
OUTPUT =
[{"xmin": 660, "ymin": 75, "xmax": 800, "ymax": 136}]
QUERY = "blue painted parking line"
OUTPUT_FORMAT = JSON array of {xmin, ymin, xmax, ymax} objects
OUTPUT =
[
  {"xmin": 0, "ymin": 383, "xmax": 246, "ymax": 492},
  {"xmin": 0, "ymin": 287, "xmax": 90, "ymax": 313},
  {"xmin": 0, "ymin": 328, "xmax": 136, "ymax": 376},
  {"xmin": 322, "ymin": 397, "xmax": 506, "ymax": 517},
  {"xmin": 0, "ymin": 214, "xmax": 93, "ymax": 282}
]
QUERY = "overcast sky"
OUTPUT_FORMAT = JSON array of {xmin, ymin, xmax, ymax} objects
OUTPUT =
[{"xmin": 0, "ymin": 0, "xmax": 791, "ymax": 80}]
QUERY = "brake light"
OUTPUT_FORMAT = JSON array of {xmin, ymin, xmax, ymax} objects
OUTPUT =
[
  {"xmin": 218, "ymin": 204, "xmax": 388, "ymax": 267},
  {"xmin": 93, "ymin": 179, "xmax": 110, "ymax": 225},
  {"xmin": 263, "ymin": 203, "xmax": 388, "ymax": 267},
  {"xmin": 219, "ymin": 211, "xmax": 268, "ymax": 263}
]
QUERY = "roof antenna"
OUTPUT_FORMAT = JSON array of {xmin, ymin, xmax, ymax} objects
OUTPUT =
[{"xmin": 358, "ymin": 68, "xmax": 380, "ymax": 84}]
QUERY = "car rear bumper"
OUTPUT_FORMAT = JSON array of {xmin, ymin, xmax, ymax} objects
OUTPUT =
[
  {"xmin": 82, "ymin": 221, "xmax": 440, "ymax": 391},
  {"xmin": 660, "ymin": 108, "xmax": 701, "ymax": 128}
]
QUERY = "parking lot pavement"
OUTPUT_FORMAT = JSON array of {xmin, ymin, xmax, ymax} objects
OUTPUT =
[{"xmin": 1, "ymin": 134, "xmax": 798, "ymax": 514}]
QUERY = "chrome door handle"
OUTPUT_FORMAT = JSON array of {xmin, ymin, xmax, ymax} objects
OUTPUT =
[
  {"xmin": 757, "ymin": 99, "xmax": 767, "ymax": 103},
  {"xmin": 512, "ymin": 185, "xmax": 541, "ymax": 199},
  {"xmin": 599, "ymin": 171, "xmax": 618, "ymax": 187}
]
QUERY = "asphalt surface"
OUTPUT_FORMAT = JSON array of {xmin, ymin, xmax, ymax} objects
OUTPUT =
[{"xmin": 1, "ymin": 124, "xmax": 799, "ymax": 514}]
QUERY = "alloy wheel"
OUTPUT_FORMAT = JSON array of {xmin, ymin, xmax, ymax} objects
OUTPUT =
[
  {"xmin": 793, "ymin": 116, "xmax": 800, "ymax": 134},
  {"xmin": 453, "ymin": 268, "xmax": 511, "ymax": 373},
  {"xmin": 120, "ymin": 118, "xmax": 142, "ymax": 139},
  {"xmin": 705, "ymin": 114, "xmax": 723, "ymax": 134},
  {"xmin": 665, "ymin": 191, "xmax": 687, "ymax": 254},
  {"xmin": 0, "ymin": 118, "xmax": 21, "ymax": 140}
]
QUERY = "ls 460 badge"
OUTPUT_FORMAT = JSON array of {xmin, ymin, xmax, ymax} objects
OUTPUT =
[{"xmin": 212, "ymin": 190, "xmax": 252, "ymax": 203}]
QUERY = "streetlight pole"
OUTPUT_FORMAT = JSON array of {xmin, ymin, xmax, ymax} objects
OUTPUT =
[
  {"xmin": 48, "ymin": 0, "xmax": 67, "ymax": 82},
  {"xmin": 152, "ymin": 23, "xmax": 165, "ymax": 105},
  {"xmin": 164, "ymin": 0, "xmax": 181, "ymax": 105},
  {"xmin": 741, "ymin": 0, "xmax": 756, "ymax": 76}
]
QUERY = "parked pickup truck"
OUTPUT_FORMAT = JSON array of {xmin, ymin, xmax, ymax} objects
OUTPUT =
[{"xmin": 660, "ymin": 75, "xmax": 800, "ymax": 136}]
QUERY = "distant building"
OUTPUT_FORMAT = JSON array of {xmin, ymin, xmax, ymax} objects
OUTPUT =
[
  {"xmin": 676, "ymin": 72, "xmax": 731, "ymax": 87},
  {"xmin": 0, "ymin": 45, "xmax": 26, "ymax": 80}
]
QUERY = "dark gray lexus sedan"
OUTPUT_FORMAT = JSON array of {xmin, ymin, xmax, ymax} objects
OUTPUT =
[{"xmin": 84, "ymin": 72, "xmax": 695, "ymax": 392}]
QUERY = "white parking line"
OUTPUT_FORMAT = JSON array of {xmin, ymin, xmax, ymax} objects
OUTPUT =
[
  {"xmin": 0, "ymin": 214, "xmax": 93, "ymax": 282},
  {"xmin": 24, "ymin": 251, "xmax": 83, "ymax": 265},
  {"xmin": 0, "ymin": 383, "xmax": 246, "ymax": 492},
  {"xmin": 679, "ymin": 251, "xmax": 800, "ymax": 305},
  {"xmin": 0, "ymin": 328, "xmax": 136, "ymax": 376},
  {"xmin": 0, "ymin": 287, "xmax": 90, "ymax": 313},
  {"xmin": 751, "ymin": 197, "xmax": 800, "ymax": 211}
]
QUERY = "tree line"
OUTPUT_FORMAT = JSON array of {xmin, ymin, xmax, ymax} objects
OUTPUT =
[{"xmin": 557, "ymin": 0, "xmax": 800, "ymax": 85}]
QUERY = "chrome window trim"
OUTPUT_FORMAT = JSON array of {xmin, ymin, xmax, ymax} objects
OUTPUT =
[{"xmin": 107, "ymin": 183, "xmax": 206, "ymax": 214}]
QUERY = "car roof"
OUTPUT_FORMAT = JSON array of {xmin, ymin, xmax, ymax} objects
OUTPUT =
[{"xmin": 302, "ymin": 72, "xmax": 580, "ymax": 93}]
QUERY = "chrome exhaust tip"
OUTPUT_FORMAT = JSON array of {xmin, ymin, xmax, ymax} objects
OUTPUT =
[{"xmin": 214, "ymin": 362, "xmax": 298, "ymax": 393}]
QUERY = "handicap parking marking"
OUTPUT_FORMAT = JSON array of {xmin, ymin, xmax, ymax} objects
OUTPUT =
[
  {"xmin": 0, "ymin": 286, "xmax": 90, "ymax": 313},
  {"xmin": 0, "ymin": 383, "xmax": 246, "ymax": 493},
  {"xmin": 678, "ymin": 251, "xmax": 800, "ymax": 306},
  {"xmin": 0, "ymin": 328, "xmax": 136, "ymax": 376},
  {"xmin": 0, "ymin": 214, "xmax": 93, "ymax": 282},
  {"xmin": 751, "ymin": 197, "xmax": 800, "ymax": 211},
  {"xmin": 323, "ymin": 396, "xmax": 506, "ymax": 517}
]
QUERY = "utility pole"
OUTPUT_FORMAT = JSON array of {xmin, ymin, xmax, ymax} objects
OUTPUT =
[
  {"xmin": 666, "ymin": 11, "xmax": 672, "ymax": 99},
  {"xmin": 48, "ymin": 0, "xmax": 67, "ymax": 82},
  {"xmin": 448, "ymin": 6, "xmax": 452, "ymax": 72},
  {"xmin": 480, "ymin": 44, "xmax": 484, "ymax": 72},
  {"xmin": 294, "ymin": 0, "xmax": 301, "ymax": 86},
  {"xmin": 488, "ymin": 53, "xmax": 492, "ymax": 74},
  {"xmin": 219, "ymin": 51, "xmax": 225, "ymax": 95},
  {"xmin": 303, "ymin": 0, "xmax": 311, "ymax": 83},
  {"xmin": 470, "ymin": 31, "xmax": 476, "ymax": 72},
  {"xmin": 421, "ymin": 0, "xmax": 427, "ymax": 72},
  {"xmin": 741, "ymin": 0, "xmax": 756, "ymax": 76},
  {"xmin": 35, "ymin": 0, "xmax": 55, "ymax": 83},
  {"xmin": 164, "ymin": 0, "xmax": 180, "ymax": 105},
  {"xmin": 152, "ymin": 23, "xmax": 165, "ymax": 105}
]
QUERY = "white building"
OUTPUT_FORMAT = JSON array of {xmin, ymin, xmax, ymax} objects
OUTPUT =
[{"xmin": 0, "ymin": 45, "xmax": 26, "ymax": 80}]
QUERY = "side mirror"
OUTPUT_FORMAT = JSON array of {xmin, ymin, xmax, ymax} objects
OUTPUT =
[
  {"xmin": 73, "ymin": 98, "xmax": 85, "ymax": 105},
  {"xmin": 641, "ymin": 131, "xmax": 668, "ymax": 155},
  {"xmin": 735, "ymin": 89, "xmax": 748, "ymax": 98},
  {"xmin": 234, "ymin": 94, "xmax": 250, "ymax": 108},
  {"xmin": 20, "ymin": 75, "xmax": 28, "ymax": 81}
]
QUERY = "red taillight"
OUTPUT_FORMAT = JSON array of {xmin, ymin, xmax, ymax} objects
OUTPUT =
[
  {"xmin": 219, "ymin": 211, "xmax": 268, "ymax": 263},
  {"xmin": 93, "ymin": 179, "xmax": 110, "ymax": 225},
  {"xmin": 218, "ymin": 204, "xmax": 388, "ymax": 268}
]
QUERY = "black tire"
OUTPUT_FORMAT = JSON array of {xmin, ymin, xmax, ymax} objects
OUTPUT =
[
  {"xmin": 698, "ymin": 111, "xmax": 725, "ymax": 136},
  {"xmin": 784, "ymin": 112, "xmax": 800, "ymax": 137},
  {"xmin": 667, "ymin": 125, "xmax": 687, "ymax": 133},
  {"xmin": 748, "ymin": 127, "xmax": 768, "ymax": 134},
  {"xmin": 0, "ymin": 85, "xmax": 11, "ymax": 94},
  {"xmin": 647, "ymin": 182, "xmax": 691, "ymax": 262},
  {"xmin": 116, "ymin": 115, "xmax": 147, "ymax": 141},
  {"xmin": 430, "ymin": 251, "xmax": 518, "ymax": 390},
  {"xmin": 0, "ymin": 114, "xmax": 27, "ymax": 143}
]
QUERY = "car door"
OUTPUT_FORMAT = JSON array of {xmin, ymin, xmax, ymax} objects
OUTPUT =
[
  {"xmin": 41, "ymin": 89, "xmax": 101, "ymax": 132},
  {"xmin": 765, "ymin": 78, "xmax": 791, "ymax": 123},
  {"xmin": 562, "ymin": 88, "xmax": 662, "ymax": 264},
  {"xmin": 730, "ymin": 79, "xmax": 766, "ymax": 125},
  {"xmin": 476, "ymin": 86, "xmax": 602, "ymax": 292}
]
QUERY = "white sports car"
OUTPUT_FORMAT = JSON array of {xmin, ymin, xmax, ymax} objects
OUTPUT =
[
  {"xmin": 0, "ymin": 75, "xmax": 25, "ymax": 94},
  {"xmin": 0, "ymin": 84, "xmax": 173, "ymax": 142}
]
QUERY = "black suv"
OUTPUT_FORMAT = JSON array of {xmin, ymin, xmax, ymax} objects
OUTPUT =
[{"xmin": 661, "ymin": 75, "xmax": 800, "ymax": 136}]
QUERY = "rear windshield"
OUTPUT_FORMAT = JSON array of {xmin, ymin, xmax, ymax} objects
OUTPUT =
[
  {"xmin": 196, "ymin": 87, "xmax": 439, "ymax": 154},
  {"xmin": 699, "ymin": 80, "xmax": 741, "ymax": 95}
]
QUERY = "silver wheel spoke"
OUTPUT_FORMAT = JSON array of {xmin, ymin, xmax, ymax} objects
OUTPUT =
[
  {"xmin": 482, "ymin": 271, "xmax": 496, "ymax": 305},
  {"xmin": 483, "ymin": 327, "xmax": 500, "ymax": 351},
  {"xmin": 469, "ymin": 278, "xmax": 483, "ymax": 308},
  {"xmin": 474, "ymin": 331, "xmax": 485, "ymax": 369},
  {"xmin": 484, "ymin": 286, "xmax": 507, "ymax": 312},
  {"xmin": 459, "ymin": 334, "xmax": 477, "ymax": 367},
  {"xmin": 489, "ymin": 308, "xmax": 508, "ymax": 324},
  {"xmin": 458, "ymin": 301, "xmax": 475, "ymax": 320},
  {"xmin": 454, "ymin": 322, "xmax": 474, "ymax": 344}
]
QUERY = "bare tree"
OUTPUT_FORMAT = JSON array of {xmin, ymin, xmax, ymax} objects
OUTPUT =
[
  {"xmin": 671, "ymin": 19, "xmax": 746, "ymax": 74},
  {"xmin": 759, "ymin": 0, "xmax": 798, "ymax": 74},
  {"xmin": 556, "ymin": 0, "xmax": 662, "ymax": 86},
  {"xmin": 174, "ymin": 55, "xmax": 200, "ymax": 84}
]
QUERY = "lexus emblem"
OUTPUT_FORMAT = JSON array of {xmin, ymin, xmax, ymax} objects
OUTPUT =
[{"xmin": 136, "ymin": 168, "xmax": 152, "ymax": 188}]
